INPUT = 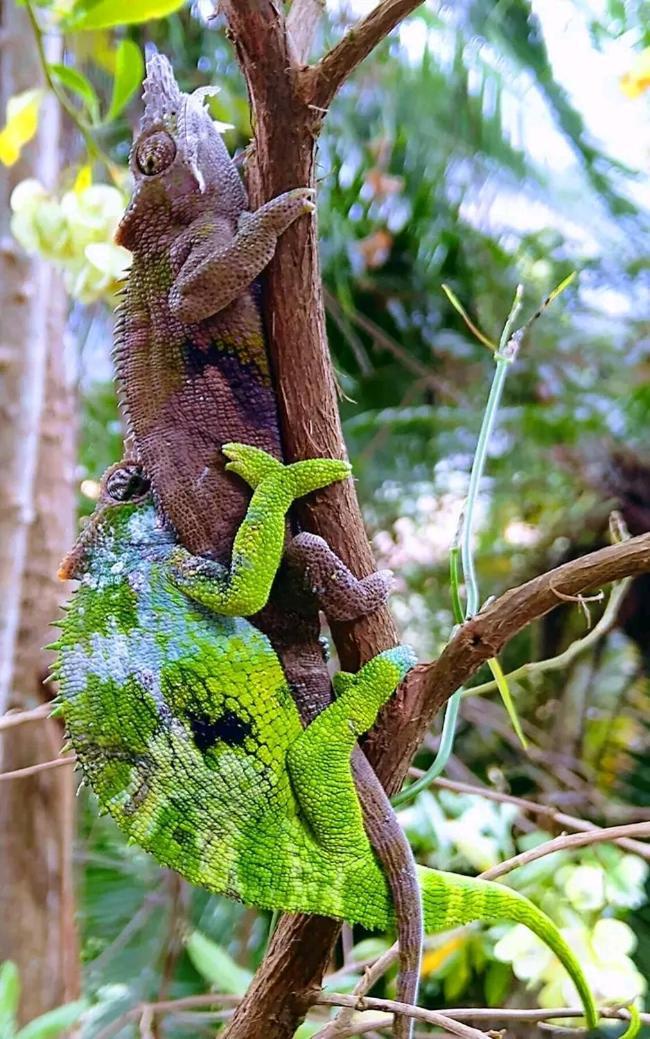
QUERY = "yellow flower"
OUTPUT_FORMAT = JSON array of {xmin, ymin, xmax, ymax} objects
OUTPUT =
[{"xmin": 620, "ymin": 47, "xmax": 650, "ymax": 98}]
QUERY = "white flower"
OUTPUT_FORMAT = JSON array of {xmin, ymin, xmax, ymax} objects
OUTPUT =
[
  {"xmin": 562, "ymin": 864, "xmax": 607, "ymax": 911},
  {"xmin": 493, "ymin": 924, "xmax": 554, "ymax": 982}
]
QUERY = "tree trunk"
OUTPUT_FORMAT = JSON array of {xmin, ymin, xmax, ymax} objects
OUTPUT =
[{"xmin": 0, "ymin": 0, "xmax": 79, "ymax": 1022}]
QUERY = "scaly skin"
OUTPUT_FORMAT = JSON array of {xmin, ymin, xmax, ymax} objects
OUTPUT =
[
  {"xmin": 54, "ymin": 454, "xmax": 597, "ymax": 1033},
  {"xmin": 114, "ymin": 55, "xmax": 312, "ymax": 561},
  {"xmin": 115, "ymin": 54, "xmax": 425, "ymax": 1037}
]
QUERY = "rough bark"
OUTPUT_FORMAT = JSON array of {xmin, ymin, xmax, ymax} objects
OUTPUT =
[
  {"xmin": 0, "ymin": 0, "xmax": 79, "ymax": 1022},
  {"xmin": 217, "ymin": 5, "xmax": 650, "ymax": 1037}
]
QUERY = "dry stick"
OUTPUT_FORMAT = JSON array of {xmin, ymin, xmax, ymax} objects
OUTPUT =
[
  {"xmin": 316, "ymin": 994, "xmax": 491, "ymax": 1039},
  {"xmin": 424, "ymin": 775, "xmax": 650, "ymax": 861},
  {"xmin": 420, "ymin": 1007, "xmax": 649, "ymax": 1025},
  {"xmin": 0, "ymin": 755, "xmax": 73, "ymax": 780},
  {"xmin": 316, "ymin": 942, "xmax": 402, "ymax": 1039},
  {"xmin": 217, "ymin": 0, "xmax": 650, "ymax": 1034},
  {"xmin": 0, "ymin": 703, "xmax": 51, "ymax": 730},
  {"xmin": 479, "ymin": 822, "xmax": 650, "ymax": 881}
]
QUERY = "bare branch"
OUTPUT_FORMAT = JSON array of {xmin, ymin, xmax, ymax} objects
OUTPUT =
[
  {"xmin": 479, "ymin": 822, "xmax": 650, "ymax": 882},
  {"xmin": 365, "ymin": 532, "xmax": 650, "ymax": 793},
  {"xmin": 0, "ymin": 703, "xmax": 51, "ymax": 730},
  {"xmin": 421, "ymin": 774, "xmax": 650, "ymax": 861},
  {"xmin": 419, "ymin": 1006, "xmax": 649, "ymax": 1026},
  {"xmin": 286, "ymin": 0, "xmax": 325, "ymax": 64},
  {"xmin": 0, "ymin": 755, "xmax": 73, "ymax": 781},
  {"xmin": 305, "ymin": 0, "xmax": 427, "ymax": 109},
  {"xmin": 316, "ymin": 993, "xmax": 492, "ymax": 1039}
]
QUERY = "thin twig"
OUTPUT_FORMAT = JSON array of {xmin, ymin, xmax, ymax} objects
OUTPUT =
[
  {"xmin": 316, "ymin": 942, "xmax": 402, "ymax": 1038},
  {"xmin": 0, "ymin": 755, "xmax": 74, "ymax": 780},
  {"xmin": 423, "ymin": 1006, "xmax": 648, "ymax": 1025},
  {"xmin": 464, "ymin": 576, "xmax": 632, "ymax": 697},
  {"xmin": 0, "ymin": 703, "xmax": 51, "ymax": 730},
  {"xmin": 315, "ymin": 993, "xmax": 492, "ymax": 1039},
  {"xmin": 479, "ymin": 822, "xmax": 650, "ymax": 881},
  {"xmin": 93, "ymin": 995, "xmax": 239, "ymax": 1039},
  {"xmin": 306, "ymin": 0, "xmax": 427, "ymax": 109},
  {"xmin": 418, "ymin": 774, "xmax": 650, "ymax": 861},
  {"xmin": 324, "ymin": 289, "xmax": 462, "ymax": 402}
]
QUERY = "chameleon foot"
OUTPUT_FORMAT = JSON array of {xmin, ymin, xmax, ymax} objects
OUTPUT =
[{"xmin": 223, "ymin": 442, "xmax": 351, "ymax": 501}]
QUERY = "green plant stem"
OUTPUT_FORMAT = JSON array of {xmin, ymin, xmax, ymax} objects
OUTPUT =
[
  {"xmin": 394, "ymin": 288, "xmax": 524, "ymax": 809},
  {"xmin": 24, "ymin": 0, "xmax": 109, "ymax": 168}
]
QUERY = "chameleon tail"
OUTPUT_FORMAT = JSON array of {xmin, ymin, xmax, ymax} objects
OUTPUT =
[
  {"xmin": 353, "ymin": 751, "xmax": 422, "ymax": 1039},
  {"xmin": 418, "ymin": 867, "xmax": 598, "ymax": 1030}
]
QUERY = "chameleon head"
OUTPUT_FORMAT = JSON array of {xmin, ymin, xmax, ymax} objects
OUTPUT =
[
  {"xmin": 58, "ymin": 462, "xmax": 167, "ymax": 581},
  {"xmin": 116, "ymin": 53, "xmax": 246, "ymax": 247}
]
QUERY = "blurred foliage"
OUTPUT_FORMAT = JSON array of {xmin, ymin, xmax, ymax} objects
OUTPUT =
[{"xmin": 5, "ymin": 0, "xmax": 650, "ymax": 1033}]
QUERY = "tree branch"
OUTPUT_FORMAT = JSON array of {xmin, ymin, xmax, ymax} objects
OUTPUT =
[
  {"xmin": 315, "ymin": 993, "xmax": 491, "ymax": 1039},
  {"xmin": 286, "ymin": 0, "xmax": 325, "ymax": 65},
  {"xmin": 365, "ymin": 532, "xmax": 650, "ymax": 795},
  {"xmin": 304, "ymin": 0, "xmax": 428, "ymax": 110},
  {"xmin": 422, "ymin": 774, "xmax": 650, "ymax": 860},
  {"xmin": 479, "ymin": 822, "xmax": 650, "ymax": 882},
  {"xmin": 216, "ymin": 0, "xmax": 650, "ymax": 1033}
]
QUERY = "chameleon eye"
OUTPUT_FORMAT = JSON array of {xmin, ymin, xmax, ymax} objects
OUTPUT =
[
  {"xmin": 135, "ymin": 131, "xmax": 176, "ymax": 176},
  {"xmin": 105, "ymin": 466, "xmax": 151, "ymax": 503}
]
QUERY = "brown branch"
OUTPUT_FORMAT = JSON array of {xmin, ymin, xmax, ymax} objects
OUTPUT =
[
  {"xmin": 0, "ymin": 755, "xmax": 73, "ymax": 781},
  {"xmin": 367, "ymin": 532, "xmax": 650, "ymax": 794},
  {"xmin": 286, "ymin": 0, "xmax": 326, "ymax": 65},
  {"xmin": 0, "ymin": 703, "xmax": 51, "ymax": 730},
  {"xmin": 304, "ymin": 0, "xmax": 428, "ymax": 110},
  {"xmin": 315, "ymin": 994, "xmax": 491, "ymax": 1039},
  {"xmin": 216, "ymin": 1, "xmax": 650, "ymax": 1034},
  {"xmin": 423, "ymin": 774, "xmax": 650, "ymax": 860},
  {"xmin": 479, "ymin": 822, "xmax": 650, "ymax": 882}
]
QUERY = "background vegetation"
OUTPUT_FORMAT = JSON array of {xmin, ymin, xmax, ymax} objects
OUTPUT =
[{"xmin": 0, "ymin": 0, "xmax": 649, "ymax": 1035}]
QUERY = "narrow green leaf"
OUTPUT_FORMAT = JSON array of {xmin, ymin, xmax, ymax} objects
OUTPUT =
[
  {"xmin": 15, "ymin": 1000, "xmax": 87, "ymax": 1039},
  {"xmin": 106, "ymin": 41, "xmax": 144, "ymax": 123},
  {"xmin": 487, "ymin": 657, "xmax": 528, "ymax": 750},
  {"xmin": 441, "ymin": 283, "xmax": 496, "ymax": 351},
  {"xmin": 0, "ymin": 960, "xmax": 20, "ymax": 1034},
  {"xmin": 49, "ymin": 64, "xmax": 99, "ymax": 123},
  {"xmin": 185, "ymin": 931, "xmax": 252, "ymax": 995},
  {"xmin": 68, "ymin": 0, "xmax": 186, "ymax": 30}
]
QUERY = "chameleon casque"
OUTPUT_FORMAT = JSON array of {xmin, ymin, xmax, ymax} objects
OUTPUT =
[
  {"xmin": 55, "ymin": 447, "xmax": 597, "ymax": 1034},
  {"xmin": 55, "ymin": 54, "xmax": 601, "ymax": 1037}
]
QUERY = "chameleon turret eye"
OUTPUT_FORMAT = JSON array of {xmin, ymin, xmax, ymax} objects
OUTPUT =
[
  {"xmin": 135, "ymin": 131, "xmax": 177, "ymax": 175},
  {"xmin": 105, "ymin": 466, "xmax": 151, "ymax": 503}
]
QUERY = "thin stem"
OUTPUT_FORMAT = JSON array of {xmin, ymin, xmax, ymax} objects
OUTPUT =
[
  {"xmin": 0, "ymin": 755, "xmax": 74, "ymax": 781},
  {"xmin": 461, "ymin": 286, "xmax": 523, "ymax": 619},
  {"xmin": 24, "ymin": 0, "xmax": 112, "ymax": 169},
  {"xmin": 479, "ymin": 822, "xmax": 650, "ymax": 881},
  {"xmin": 464, "ymin": 575, "xmax": 632, "ymax": 698},
  {"xmin": 394, "ymin": 288, "xmax": 524, "ymax": 806}
]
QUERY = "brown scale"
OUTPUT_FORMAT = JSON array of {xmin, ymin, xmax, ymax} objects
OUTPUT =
[{"xmin": 113, "ymin": 54, "xmax": 423, "ymax": 1038}]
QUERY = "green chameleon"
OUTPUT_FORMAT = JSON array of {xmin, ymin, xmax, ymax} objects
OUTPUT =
[{"xmin": 54, "ymin": 444, "xmax": 598, "ymax": 1034}]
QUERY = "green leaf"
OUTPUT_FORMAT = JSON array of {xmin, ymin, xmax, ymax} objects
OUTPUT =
[
  {"xmin": 68, "ymin": 0, "xmax": 186, "ymax": 30},
  {"xmin": 106, "ymin": 41, "xmax": 144, "ymax": 122},
  {"xmin": 487, "ymin": 658, "xmax": 528, "ymax": 750},
  {"xmin": 49, "ymin": 64, "xmax": 99, "ymax": 123},
  {"xmin": 0, "ymin": 961, "xmax": 20, "ymax": 1036},
  {"xmin": 15, "ymin": 1000, "xmax": 87, "ymax": 1039},
  {"xmin": 484, "ymin": 961, "xmax": 512, "ymax": 1007},
  {"xmin": 185, "ymin": 931, "xmax": 252, "ymax": 995}
]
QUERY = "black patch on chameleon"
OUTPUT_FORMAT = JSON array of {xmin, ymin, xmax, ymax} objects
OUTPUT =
[
  {"xmin": 180, "ymin": 340, "xmax": 277, "ymax": 426},
  {"xmin": 187, "ymin": 709, "xmax": 252, "ymax": 752}
]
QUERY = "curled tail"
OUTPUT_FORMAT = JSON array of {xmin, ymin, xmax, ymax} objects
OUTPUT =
[{"xmin": 418, "ymin": 867, "xmax": 598, "ymax": 1030}]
